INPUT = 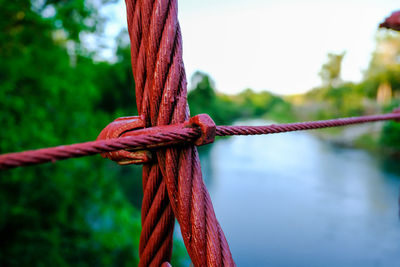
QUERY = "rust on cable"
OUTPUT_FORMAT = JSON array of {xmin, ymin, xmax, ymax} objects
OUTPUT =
[
  {"xmin": 2, "ymin": 5, "xmax": 400, "ymax": 267},
  {"xmin": 1, "ymin": 111, "xmax": 400, "ymax": 170},
  {"xmin": 125, "ymin": 0, "xmax": 235, "ymax": 265}
]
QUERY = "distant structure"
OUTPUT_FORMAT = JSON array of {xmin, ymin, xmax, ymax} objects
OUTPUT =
[
  {"xmin": 377, "ymin": 11, "xmax": 400, "ymax": 103},
  {"xmin": 380, "ymin": 11, "xmax": 400, "ymax": 31}
]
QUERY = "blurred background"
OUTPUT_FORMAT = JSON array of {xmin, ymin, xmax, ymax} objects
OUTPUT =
[{"xmin": 1, "ymin": 0, "xmax": 400, "ymax": 266}]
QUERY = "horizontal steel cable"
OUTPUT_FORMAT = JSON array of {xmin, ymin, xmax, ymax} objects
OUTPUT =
[
  {"xmin": 0, "ymin": 127, "xmax": 200, "ymax": 169},
  {"xmin": 1, "ymin": 112, "xmax": 399, "ymax": 170},
  {"xmin": 216, "ymin": 112, "xmax": 400, "ymax": 135}
]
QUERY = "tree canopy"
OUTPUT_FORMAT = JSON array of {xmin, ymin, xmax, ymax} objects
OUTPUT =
[
  {"xmin": 319, "ymin": 52, "xmax": 346, "ymax": 87},
  {"xmin": 0, "ymin": 1, "xmax": 187, "ymax": 265}
]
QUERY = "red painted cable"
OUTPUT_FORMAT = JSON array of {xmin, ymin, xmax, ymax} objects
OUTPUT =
[
  {"xmin": 128, "ymin": 0, "xmax": 235, "ymax": 265},
  {"xmin": 1, "ymin": 112, "xmax": 399, "ymax": 169},
  {"xmin": 126, "ymin": 0, "xmax": 176, "ymax": 265},
  {"xmin": 2, "ymin": 5, "xmax": 400, "ymax": 267},
  {"xmin": 216, "ymin": 112, "xmax": 400, "ymax": 136}
]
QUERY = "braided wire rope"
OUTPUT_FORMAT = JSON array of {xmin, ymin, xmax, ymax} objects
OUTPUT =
[
  {"xmin": 1, "ymin": 112, "xmax": 400, "ymax": 170},
  {"xmin": 126, "ymin": 0, "xmax": 175, "ymax": 265},
  {"xmin": 127, "ymin": 0, "xmax": 235, "ymax": 265},
  {"xmin": 1, "ymin": 6, "xmax": 400, "ymax": 267}
]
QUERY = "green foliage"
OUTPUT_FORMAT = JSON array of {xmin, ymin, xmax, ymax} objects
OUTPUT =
[
  {"xmin": 381, "ymin": 121, "xmax": 400, "ymax": 151},
  {"xmin": 380, "ymin": 100, "xmax": 400, "ymax": 152},
  {"xmin": 362, "ymin": 32, "xmax": 400, "ymax": 97},
  {"xmin": 188, "ymin": 72, "xmax": 294, "ymax": 124},
  {"xmin": 188, "ymin": 71, "xmax": 238, "ymax": 125},
  {"xmin": 3, "ymin": 1, "xmax": 400, "ymax": 265},
  {"xmin": 301, "ymin": 82, "xmax": 379, "ymax": 122},
  {"xmin": 0, "ymin": 161, "xmax": 142, "ymax": 266},
  {"xmin": 0, "ymin": 1, "xmax": 189, "ymax": 266},
  {"xmin": 234, "ymin": 89, "xmax": 294, "ymax": 121},
  {"xmin": 93, "ymin": 31, "xmax": 138, "ymax": 116},
  {"xmin": 366, "ymin": 32, "xmax": 400, "ymax": 78},
  {"xmin": 295, "ymin": 31, "xmax": 400, "ymax": 153},
  {"xmin": 319, "ymin": 52, "xmax": 346, "ymax": 87}
]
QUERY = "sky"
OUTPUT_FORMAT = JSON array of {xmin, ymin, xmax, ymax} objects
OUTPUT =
[{"xmin": 100, "ymin": 0, "xmax": 399, "ymax": 95}]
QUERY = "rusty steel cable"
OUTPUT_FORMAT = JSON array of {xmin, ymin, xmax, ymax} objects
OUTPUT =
[
  {"xmin": 126, "ymin": 0, "xmax": 176, "ymax": 265},
  {"xmin": 1, "ymin": 4, "xmax": 400, "ymax": 267},
  {"xmin": 1, "ymin": 111, "xmax": 399, "ymax": 170},
  {"xmin": 216, "ymin": 111, "xmax": 400, "ymax": 135},
  {"xmin": 126, "ymin": 0, "xmax": 235, "ymax": 265}
]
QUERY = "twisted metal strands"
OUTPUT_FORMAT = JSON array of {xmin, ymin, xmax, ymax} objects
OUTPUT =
[{"xmin": 2, "ymin": 112, "xmax": 400, "ymax": 170}]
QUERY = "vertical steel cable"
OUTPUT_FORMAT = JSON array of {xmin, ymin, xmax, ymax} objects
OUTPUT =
[
  {"xmin": 125, "ymin": 0, "xmax": 235, "ymax": 265},
  {"xmin": 126, "ymin": 1, "xmax": 175, "ymax": 266}
]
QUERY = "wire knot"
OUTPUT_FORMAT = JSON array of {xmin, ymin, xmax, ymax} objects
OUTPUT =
[
  {"xmin": 97, "ymin": 116, "xmax": 152, "ymax": 165},
  {"xmin": 97, "ymin": 114, "xmax": 216, "ymax": 165},
  {"xmin": 187, "ymin": 114, "xmax": 216, "ymax": 146}
]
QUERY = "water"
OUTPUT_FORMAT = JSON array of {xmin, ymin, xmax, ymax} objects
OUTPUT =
[{"xmin": 198, "ymin": 120, "xmax": 400, "ymax": 267}]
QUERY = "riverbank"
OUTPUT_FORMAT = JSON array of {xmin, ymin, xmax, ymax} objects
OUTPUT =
[
  {"xmin": 263, "ymin": 111, "xmax": 400, "ymax": 158},
  {"xmin": 312, "ymin": 123, "xmax": 383, "ymax": 150}
]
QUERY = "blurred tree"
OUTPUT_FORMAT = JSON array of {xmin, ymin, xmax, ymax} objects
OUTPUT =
[
  {"xmin": 319, "ymin": 52, "xmax": 346, "ymax": 87},
  {"xmin": 188, "ymin": 71, "xmax": 238, "ymax": 125},
  {"xmin": 0, "ymin": 1, "xmax": 144, "ymax": 266},
  {"xmin": 365, "ymin": 32, "xmax": 400, "ymax": 154},
  {"xmin": 190, "ymin": 71, "xmax": 217, "ymax": 99},
  {"xmin": 367, "ymin": 32, "xmax": 400, "ymax": 76},
  {"xmin": 94, "ymin": 30, "xmax": 138, "ymax": 115},
  {"xmin": 294, "ymin": 30, "xmax": 400, "ymax": 153},
  {"xmin": 380, "ymin": 100, "xmax": 400, "ymax": 152},
  {"xmin": 364, "ymin": 32, "xmax": 400, "ymax": 101},
  {"xmin": 188, "ymin": 72, "xmax": 293, "ymax": 123}
]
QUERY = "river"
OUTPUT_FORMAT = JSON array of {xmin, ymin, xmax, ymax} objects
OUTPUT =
[{"xmin": 197, "ymin": 120, "xmax": 400, "ymax": 267}]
